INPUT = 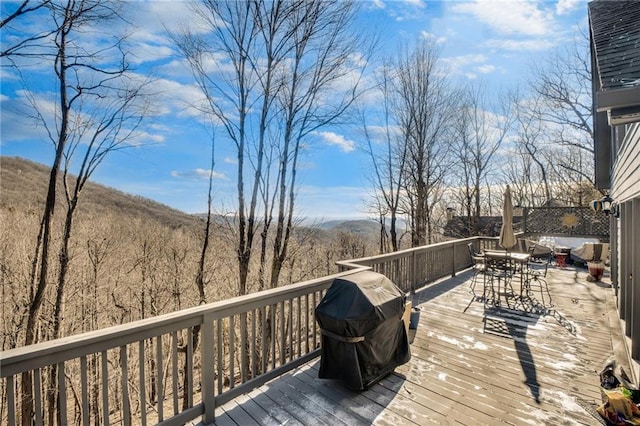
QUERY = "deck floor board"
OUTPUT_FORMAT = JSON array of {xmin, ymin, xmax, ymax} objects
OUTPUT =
[{"xmin": 211, "ymin": 265, "xmax": 616, "ymax": 425}]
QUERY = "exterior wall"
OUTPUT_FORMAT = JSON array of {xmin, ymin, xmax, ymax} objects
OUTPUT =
[
  {"xmin": 612, "ymin": 123, "xmax": 640, "ymax": 203},
  {"xmin": 610, "ymin": 122, "xmax": 640, "ymax": 380}
]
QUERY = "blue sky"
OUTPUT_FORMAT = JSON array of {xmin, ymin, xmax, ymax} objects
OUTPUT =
[{"xmin": 1, "ymin": 0, "xmax": 588, "ymax": 219}]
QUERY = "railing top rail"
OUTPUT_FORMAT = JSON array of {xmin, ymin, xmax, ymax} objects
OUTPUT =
[
  {"xmin": 335, "ymin": 236, "xmax": 481, "ymax": 268},
  {"xmin": 2, "ymin": 234, "xmax": 506, "ymax": 377},
  {"xmin": 0, "ymin": 266, "xmax": 370, "ymax": 377}
]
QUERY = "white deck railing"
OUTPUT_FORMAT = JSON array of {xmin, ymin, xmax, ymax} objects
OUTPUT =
[{"xmin": 1, "ymin": 236, "xmax": 494, "ymax": 425}]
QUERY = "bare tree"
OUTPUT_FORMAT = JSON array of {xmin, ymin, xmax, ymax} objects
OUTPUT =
[
  {"xmin": 363, "ymin": 63, "xmax": 407, "ymax": 253},
  {"xmin": 0, "ymin": 0, "xmax": 53, "ymax": 60},
  {"xmin": 511, "ymin": 94, "xmax": 554, "ymax": 205},
  {"xmin": 16, "ymin": 1, "xmax": 150, "ymax": 423},
  {"xmin": 175, "ymin": 0, "xmax": 367, "ymax": 297},
  {"xmin": 179, "ymin": 132, "xmax": 215, "ymax": 410},
  {"xmin": 450, "ymin": 82, "xmax": 513, "ymax": 236},
  {"xmin": 174, "ymin": 0, "xmax": 261, "ymax": 297},
  {"xmin": 266, "ymin": 0, "xmax": 368, "ymax": 289},
  {"xmin": 528, "ymin": 29, "xmax": 594, "ymax": 187},
  {"xmin": 394, "ymin": 40, "xmax": 454, "ymax": 246}
]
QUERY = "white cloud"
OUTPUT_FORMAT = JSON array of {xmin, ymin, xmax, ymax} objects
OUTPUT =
[
  {"xmin": 476, "ymin": 64, "xmax": 496, "ymax": 74},
  {"xmin": 386, "ymin": 0, "xmax": 429, "ymax": 22},
  {"xmin": 365, "ymin": 125, "xmax": 402, "ymax": 143},
  {"xmin": 313, "ymin": 131, "xmax": 356, "ymax": 153},
  {"xmin": 0, "ymin": 68, "xmax": 20, "ymax": 82},
  {"xmin": 350, "ymin": 52, "xmax": 368, "ymax": 68},
  {"xmin": 2, "ymin": 88, "xmax": 165, "ymax": 147},
  {"xmin": 443, "ymin": 54, "xmax": 487, "ymax": 67},
  {"xmin": 224, "ymin": 156, "xmax": 237, "ymax": 165},
  {"xmin": 402, "ymin": 0, "xmax": 426, "ymax": 8},
  {"xmin": 154, "ymin": 59, "xmax": 192, "ymax": 79},
  {"xmin": 171, "ymin": 168, "xmax": 226, "ymax": 180},
  {"xmin": 0, "ymin": 98, "xmax": 48, "ymax": 142},
  {"xmin": 144, "ymin": 77, "xmax": 215, "ymax": 122},
  {"xmin": 128, "ymin": 2, "xmax": 211, "ymax": 36},
  {"xmin": 296, "ymin": 184, "xmax": 371, "ymax": 220},
  {"xmin": 420, "ymin": 31, "xmax": 447, "ymax": 44},
  {"xmin": 556, "ymin": 0, "xmax": 582, "ymax": 15},
  {"xmin": 371, "ymin": 0, "xmax": 385, "ymax": 9},
  {"xmin": 441, "ymin": 54, "xmax": 488, "ymax": 78},
  {"xmin": 129, "ymin": 43, "xmax": 175, "ymax": 65},
  {"xmin": 484, "ymin": 38, "xmax": 556, "ymax": 51},
  {"xmin": 451, "ymin": 0, "xmax": 554, "ymax": 37}
]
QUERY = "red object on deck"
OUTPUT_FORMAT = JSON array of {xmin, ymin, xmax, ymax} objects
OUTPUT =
[
  {"xmin": 555, "ymin": 253, "xmax": 568, "ymax": 268},
  {"xmin": 588, "ymin": 261, "xmax": 605, "ymax": 281}
]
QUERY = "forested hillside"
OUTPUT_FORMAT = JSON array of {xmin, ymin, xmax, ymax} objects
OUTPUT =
[{"xmin": 0, "ymin": 157, "xmax": 376, "ymax": 351}]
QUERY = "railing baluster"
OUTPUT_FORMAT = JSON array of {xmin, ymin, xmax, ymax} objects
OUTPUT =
[
  {"xmin": 7, "ymin": 376, "xmax": 15, "ymax": 426},
  {"xmin": 101, "ymin": 351, "xmax": 109, "ymax": 426},
  {"xmin": 81, "ymin": 356, "xmax": 89, "ymax": 426},
  {"xmin": 305, "ymin": 294, "xmax": 310, "ymax": 354},
  {"xmin": 270, "ymin": 304, "xmax": 276, "ymax": 370},
  {"xmin": 240, "ymin": 312, "xmax": 247, "ymax": 384},
  {"xmin": 216, "ymin": 318, "xmax": 223, "ymax": 395},
  {"xmin": 312, "ymin": 292, "xmax": 317, "ymax": 349},
  {"xmin": 172, "ymin": 331, "xmax": 178, "ymax": 415},
  {"xmin": 296, "ymin": 296, "xmax": 301, "ymax": 358},
  {"xmin": 120, "ymin": 346, "xmax": 130, "ymax": 426},
  {"xmin": 280, "ymin": 301, "xmax": 285, "ymax": 366},
  {"xmin": 202, "ymin": 313, "xmax": 215, "ymax": 424},
  {"xmin": 58, "ymin": 362, "xmax": 68, "ymax": 426},
  {"xmin": 260, "ymin": 307, "xmax": 267, "ymax": 374},
  {"xmin": 186, "ymin": 327, "xmax": 193, "ymax": 408},
  {"xmin": 251, "ymin": 310, "xmax": 257, "ymax": 379},
  {"xmin": 288, "ymin": 300, "xmax": 293, "ymax": 362},
  {"xmin": 138, "ymin": 340, "xmax": 147, "ymax": 426},
  {"xmin": 34, "ymin": 368, "xmax": 42, "ymax": 425},
  {"xmin": 156, "ymin": 335, "xmax": 163, "ymax": 422},
  {"xmin": 411, "ymin": 250, "xmax": 416, "ymax": 294},
  {"xmin": 229, "ymin": 315, "xmax": 235, "ymax": 389}
]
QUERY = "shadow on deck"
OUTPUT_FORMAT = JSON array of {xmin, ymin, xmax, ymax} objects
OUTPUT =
[{"xmin": 207, "ymin": 265, "xmax": 617, "ymax": 425}]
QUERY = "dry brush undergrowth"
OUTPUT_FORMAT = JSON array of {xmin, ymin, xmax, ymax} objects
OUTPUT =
[{"xmin": 0, "ymin": 156, "xmax": 376, "ymax": 352}]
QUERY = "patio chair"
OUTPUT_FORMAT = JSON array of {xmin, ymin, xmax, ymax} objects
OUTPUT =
[
  {"xmin": 483, "ymin": 255, "xmax": 515, "ymax": 305},
  {"xmin": 524, "ymin": 246, "xmax": 552, "ymax": 309},
  {"xmin": 468, "ymin": 243, "xmax": 486, "ymax": 295}
]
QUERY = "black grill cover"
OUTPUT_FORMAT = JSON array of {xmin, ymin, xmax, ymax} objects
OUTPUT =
[{"xmin": 315, "ymin": 270, "xmax": 411, "ymax": 390}]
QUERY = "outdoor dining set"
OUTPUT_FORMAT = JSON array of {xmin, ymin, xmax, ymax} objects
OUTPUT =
[
  {"xmin": 468, "ymin": 242, "xmax": 554, "ymax": 312},
  {"xmin": 466, "ymin": 184, "xmax": 555, "ymax": 312}
]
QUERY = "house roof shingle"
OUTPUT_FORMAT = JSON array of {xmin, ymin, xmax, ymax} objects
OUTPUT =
[{"xmin": 589, "ymin": 0, "xmax": 640, "ymax": 91}]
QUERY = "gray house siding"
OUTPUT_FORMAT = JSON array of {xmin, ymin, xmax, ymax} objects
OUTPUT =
[
  {"xmin": 611, "ymin": 123, "xmax": 640, "ymax": 363},
  {"xmin": 612, "ymin": 124, "xmax": 640, "ymax": 203},
  {"xmin": 589, "ymin": 0, "xmax": 640, "ymax": 383}
]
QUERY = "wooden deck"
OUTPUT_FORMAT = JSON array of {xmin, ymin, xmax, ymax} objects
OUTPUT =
[{"xmin": 208, "ymin": 264, "xmax": 621, "ymax": 425}]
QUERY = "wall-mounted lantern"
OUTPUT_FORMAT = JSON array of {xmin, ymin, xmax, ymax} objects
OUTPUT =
[
  {"xmin": 600, "ymin": 194, "xmax": 613, "ymax": 214},
  {"xmin": 591, "ymin": 194, "xmax": 619, "ymax": 218}
]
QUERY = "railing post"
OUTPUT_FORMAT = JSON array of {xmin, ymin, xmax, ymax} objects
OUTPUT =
[
  {"xmin": 451, "ymin": 242, "xmax": 456, "ymax": 277},
  {"xmin": 410, "ymin": 250, "xmax": 416, "ymax": 294},
  {"xmin": 201, "ymin": 313, "xmax": 215, "ymax": 424}
]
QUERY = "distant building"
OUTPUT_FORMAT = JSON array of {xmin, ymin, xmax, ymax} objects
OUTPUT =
[{"xmin": 442, "ymin": 215, "xmax": 523, "ymax": 239}]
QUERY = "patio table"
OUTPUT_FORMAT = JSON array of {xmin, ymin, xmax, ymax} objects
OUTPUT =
[{"xmin": 483, "ymin": 250, "xmax": 531, "ymax": 302}]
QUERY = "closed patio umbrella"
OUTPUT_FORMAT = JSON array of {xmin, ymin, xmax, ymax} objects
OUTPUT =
[{"xmin": 499, "ymin": 185, "xmax": 517, "ymax": 250}]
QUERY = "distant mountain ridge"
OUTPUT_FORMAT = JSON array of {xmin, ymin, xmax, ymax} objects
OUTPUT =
[
  {"xmin": 1, "ymin": 157, "xmax": 382, "ymax": 240},
  {"xmin": 1, "ymin": 156, "xmax": 203, "ymax": 229},
  {"xmin": 317, "ymin": 219, "xmax": 380, "ymax": 235}
]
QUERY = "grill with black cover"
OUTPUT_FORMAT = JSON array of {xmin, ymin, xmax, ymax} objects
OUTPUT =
[{"xmin": 315, "ymin": 270, "xmax": 411, "ymax": 390}]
